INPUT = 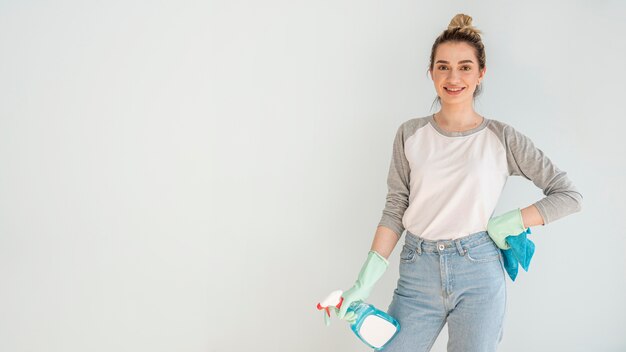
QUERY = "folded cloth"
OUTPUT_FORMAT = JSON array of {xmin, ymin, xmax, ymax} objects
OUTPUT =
[{"xmin": 499, "ymin": 228, "xmax": 535, "ymax": 281}]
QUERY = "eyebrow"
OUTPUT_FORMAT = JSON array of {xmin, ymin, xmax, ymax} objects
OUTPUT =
[{"xmin": 435, "ymin": 60, "xmax": 474, "ymax": 64}]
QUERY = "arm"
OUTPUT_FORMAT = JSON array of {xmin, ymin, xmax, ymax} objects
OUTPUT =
[
  {"xmin": 489, "ymin": 126, "xmax": 583, "ymax": 251},
  {"xmin": 521, "ymin": 204, "xmax": 545, "ymax": 228},
  {"xmin": 377, "ymin": 124, "xmax": 411, "ymax": 239},
  {"xmin": 505, "ymin": 126, "xmax": 583, "ymax": 225},
  {"xmin": 370, "ymin": 226, "xmax": 400, "ymax": 260},
  {"xmin": 336, "ymin": 229, "xmax": 397, "ymax": 321},
  {"xmin": 335, "ymin": 125, "xmax": 409, "ymax": 322}
]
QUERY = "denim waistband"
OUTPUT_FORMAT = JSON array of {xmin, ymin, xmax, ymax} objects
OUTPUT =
[{"xmin": 404, "ymin": 230, "xmax": 493, "ymax": 256}]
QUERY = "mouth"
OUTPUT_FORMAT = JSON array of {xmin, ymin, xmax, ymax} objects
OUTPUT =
[{"xmin": 444, "ymin": 86, "xmax": 465, "ymax": 95}]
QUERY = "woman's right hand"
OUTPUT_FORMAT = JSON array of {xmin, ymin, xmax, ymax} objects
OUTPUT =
[
  {"xmin": 336, "ymin": 250, "xmax": 389, "ymax": 321},
  {"xmin": 323, "ymin": 304, "xmax": 357, "ymax": 326}
]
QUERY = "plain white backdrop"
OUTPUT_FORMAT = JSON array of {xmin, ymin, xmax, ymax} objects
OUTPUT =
[{"xmin": 1, "ymin": 0, "xmax": 625, "ymax": 351}]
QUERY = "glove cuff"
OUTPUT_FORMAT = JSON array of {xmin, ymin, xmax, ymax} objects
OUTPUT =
[
  {"xmin": 369, "ymin": 250, "xmax": 389, "ymax": 266},
  {"xmin": 506, "ymin": 208, "xmax": 527, "ymax": 232},
  {"xmin": 356, "ymin": 250, "xmax": 388, "ymax": 290}
]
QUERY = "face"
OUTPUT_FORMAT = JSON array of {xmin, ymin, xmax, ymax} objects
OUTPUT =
[{"xmin": 430, "ymin": 41, "xmax": 486, "ymax": 105}]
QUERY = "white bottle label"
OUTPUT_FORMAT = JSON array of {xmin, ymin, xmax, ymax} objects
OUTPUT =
[{"xmin": 358, "ymin": 314, "xmax": 398, "ymax": 348}]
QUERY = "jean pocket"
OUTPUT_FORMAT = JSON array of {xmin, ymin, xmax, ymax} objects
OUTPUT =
[
  {"xmin": 464, "ymin": 240, "xmax": 500, "ymax": 263},
  {"xmin": 400, "ymin": 245, "xmax": 417, "ymax": 264}
]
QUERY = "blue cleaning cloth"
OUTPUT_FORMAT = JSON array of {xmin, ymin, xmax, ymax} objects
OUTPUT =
[{"xmin": 499, "ymin": 228, "xmax": 535, "ymax": 281}]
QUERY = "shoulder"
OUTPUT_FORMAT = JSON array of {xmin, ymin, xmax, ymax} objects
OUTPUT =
[
  {"xmin": 486, "ymin": 117, "xmax": 513, "ymax": 133},
  {"xmin": 395, "ymin": 115, "xmax": 432, "ymax": 140},
  {"xmin": 486, "ymin": 117, "xmax": 531, "ymax": 141},
  {"xmin": 485, "ymin": 117, "xmax": 540, "ymax": 158}
]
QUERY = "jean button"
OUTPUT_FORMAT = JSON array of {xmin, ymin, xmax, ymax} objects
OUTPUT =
[{"xmin": 438, "ymin": 244, "xmax": 445, "ymax": 250}]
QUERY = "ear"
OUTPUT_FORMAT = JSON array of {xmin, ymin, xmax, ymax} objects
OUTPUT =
[{"xmin": 479, "ymin": 66, "xmax": 487, "ymax": 80}]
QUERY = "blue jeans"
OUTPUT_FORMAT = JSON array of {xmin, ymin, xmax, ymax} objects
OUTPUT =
[{"xmin": 380, "ymin": 230, "xmax": 507, "ymax": 352}]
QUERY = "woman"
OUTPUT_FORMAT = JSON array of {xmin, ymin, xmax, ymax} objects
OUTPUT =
[{"xmin": 333, "ymin": 13, "xmax": 583, "ymax": 352}]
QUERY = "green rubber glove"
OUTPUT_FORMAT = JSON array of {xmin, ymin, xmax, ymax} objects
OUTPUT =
[
  {"xmin": 487, "ymin": 208, "xmax": 528, "ymax": 250},
  {"xmin": 337, "ymin": 250, "xmax": 389, "ymax": 321},
  {"xmin": 324, "ymin": 311, "xmax": 332, "ymax": 326},
  {"xmin": 323, "ymin": 308, "xmax": 357, "ymax": 326}
]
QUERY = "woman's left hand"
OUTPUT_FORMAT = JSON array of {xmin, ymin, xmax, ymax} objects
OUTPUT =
[{"xmin": 487, "ymin": 208, "xmax": 528, "ymax": 250}]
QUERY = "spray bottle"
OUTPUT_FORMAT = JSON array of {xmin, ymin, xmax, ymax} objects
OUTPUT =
[{"xmin": 317, "ymin": 289, "xmax": 400, "ymax": 350}]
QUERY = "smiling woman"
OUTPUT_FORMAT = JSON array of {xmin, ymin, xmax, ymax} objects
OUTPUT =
[
  {"xmin": 330, "ymin": 13, "xmax": 583, "ymax": 352},
  {"xmin": 426, "ymin": 14, "xmax": 487, "ymax": 132}
]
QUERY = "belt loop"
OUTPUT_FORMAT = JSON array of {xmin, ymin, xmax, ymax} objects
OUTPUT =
[
  {"xmin": 455, "ymin": 239, "xmax": 466, "ymax": 256},
  {"xmin": 416, "ymin": 238, "xmax": 423, "ymax": 255}
]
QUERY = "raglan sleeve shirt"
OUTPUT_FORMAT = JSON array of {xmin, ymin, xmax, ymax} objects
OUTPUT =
[{"xmin": 377, "ymin": 114, "xmax": 583, "ymax": 241}]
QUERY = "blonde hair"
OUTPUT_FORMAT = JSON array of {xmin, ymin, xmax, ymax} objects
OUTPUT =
[{"xmin": 447, "ymin": 13, "xmax": 482, "ymax": 37}]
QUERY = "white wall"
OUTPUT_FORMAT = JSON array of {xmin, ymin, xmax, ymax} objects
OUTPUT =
[{"xmin": 1, "ymin": 0, "xmax": 624, "ymax": 351}]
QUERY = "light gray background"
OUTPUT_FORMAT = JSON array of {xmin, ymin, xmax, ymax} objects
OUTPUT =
[{"xmin": 1, "ymin": 1, "xmax": 624, "ymax": 351}]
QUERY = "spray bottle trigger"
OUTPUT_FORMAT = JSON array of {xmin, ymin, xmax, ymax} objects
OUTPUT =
[
  {"xmin": 336, "ymin": 296, "xmax": 344, "ymax": 310},
  {"xmin": 317, "ymin": 289, "xmax": 345, "ymax": 318}
]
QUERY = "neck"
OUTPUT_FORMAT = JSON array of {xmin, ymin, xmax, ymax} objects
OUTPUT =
[{"xmin": 435, "ymin": 105, "xmax": 482, "ymax": 129}]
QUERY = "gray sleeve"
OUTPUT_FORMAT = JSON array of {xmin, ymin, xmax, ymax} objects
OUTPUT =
[
  {"xmin": 377, "ymin": 124, "xmax": 411, "ymax": 237},
  {"xmin": 504, "ymin": 125, "xmax": 583, "ymax": 225}
]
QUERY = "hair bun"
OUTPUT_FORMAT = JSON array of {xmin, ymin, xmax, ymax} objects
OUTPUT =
[{"xmin": 447, "ymin": 13, "xmax": 482, "ymax": 36}]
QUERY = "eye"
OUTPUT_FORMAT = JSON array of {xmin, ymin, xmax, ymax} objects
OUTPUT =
[
  {"xmin": 462, "ymin": 66, "xmax": 471, "ymax": 71},
  {"xmin": 438, "ymin": 65, "xmax": 448, "ymax": 70}
]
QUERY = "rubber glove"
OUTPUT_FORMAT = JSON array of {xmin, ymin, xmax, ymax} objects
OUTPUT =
[
  {"xmin": 337, "ymin": 250, "xmax": 389, "ymax": 321},
  {"xmin": 323, "ymin": 308, "xmax": 357, "ymax": 326},
  {"xmin": 319, "ymin": 290, "xmax": 357, "ymax": 327},
  {"xmin": 324, "ymin": 311, "xmax": 331, "ymax": 326},
  {"xmin": 487, "ymin": 208, "xmax": 528, "ymax": 250}
]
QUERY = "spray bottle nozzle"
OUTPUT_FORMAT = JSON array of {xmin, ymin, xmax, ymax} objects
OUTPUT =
[{"xmin": 316, "ymin": 290, "xmax": 344, "ymax": 317}]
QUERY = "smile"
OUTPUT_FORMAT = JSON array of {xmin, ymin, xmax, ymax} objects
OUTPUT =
[{"xmin": 444, "ymin": 87, "xmax": 465, "ymax": 95}]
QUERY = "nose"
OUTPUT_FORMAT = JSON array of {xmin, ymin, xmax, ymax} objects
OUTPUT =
[{"xmin": 447, "ymin": 69, "xmax": 461, "ymax": 82}]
